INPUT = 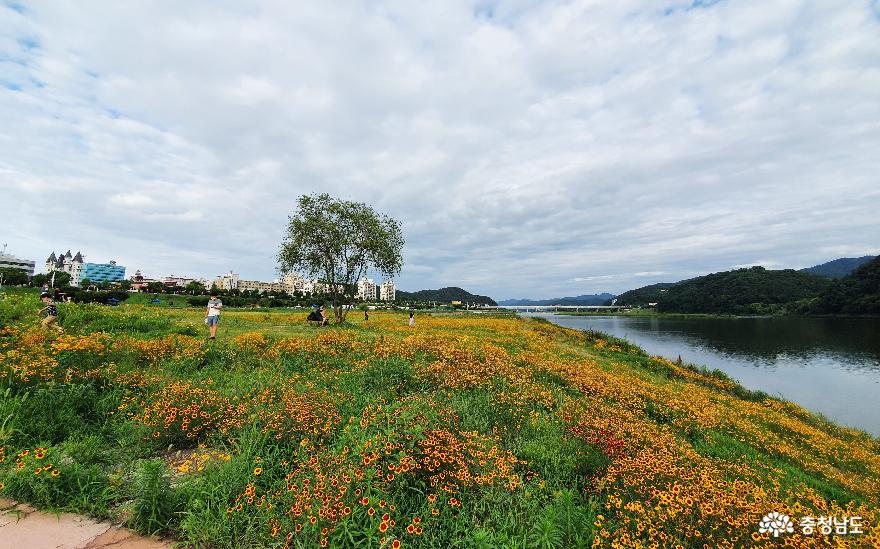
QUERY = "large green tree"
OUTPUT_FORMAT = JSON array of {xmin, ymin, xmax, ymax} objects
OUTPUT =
[
  {"xmin": 48, "ymin": 271, "xmax": 71, "ymax": 288},
  {"xmin": 0, "ymin": 268, "xmax": 29, "ymax": 286},
  {"xmin": 278, "ymin": 193, "xmax": 404, "ymax": 323}
]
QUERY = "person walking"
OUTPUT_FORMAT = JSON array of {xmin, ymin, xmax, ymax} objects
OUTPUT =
[
  {"xmin": 205, "ymin": 292, "xmax": 223, "ymax": 339},
  {"xmin": 408, "ymin": 311, "xmax": 415, "ymax": 327},
  {"xmin": 364, "ymin": 309, "xmax": 369, "ymax": 322},
  {"xmin": 38, "ymin": 293, "xmax": 63, "ymax": 333}
]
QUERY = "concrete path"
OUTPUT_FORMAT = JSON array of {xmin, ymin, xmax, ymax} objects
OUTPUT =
[{"xmin": 0, "ymin": 499, "xmax": 172, "ymax": 549}]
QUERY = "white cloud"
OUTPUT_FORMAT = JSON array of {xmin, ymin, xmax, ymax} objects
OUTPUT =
[{"xmin": 1, "ymin": 0, "xmax": 878, "ymax": 299}]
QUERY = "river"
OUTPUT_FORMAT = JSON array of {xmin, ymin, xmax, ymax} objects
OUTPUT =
[{"xmin": 525, "ymin": 313, "xmax": 880, "ymax": 437}]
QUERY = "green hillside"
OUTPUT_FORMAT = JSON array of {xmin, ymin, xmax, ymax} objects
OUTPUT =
[
  {"xmin": 809, "ymin": 256, "xmax": 880, "ymax": 314},
  {"xmin": 611, "ymin": 283, "xmax": 675, "ymax": 307},
  {"xmin": 657, "ymin": 267, "xmax": 830, "ymax": 314},
  {"xmin": 396, "ymin": 286, "xmax": 497, "ymax": 306}
]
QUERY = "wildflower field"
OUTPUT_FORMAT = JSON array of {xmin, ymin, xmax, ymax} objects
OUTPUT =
[{"xmin": 0, "ymin": 291, "xmax": 878, "ymax": 548}]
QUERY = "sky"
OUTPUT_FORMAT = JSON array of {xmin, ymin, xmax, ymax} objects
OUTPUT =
[{"xmin": 1, "ymin": 1, "xmax": 879, "ymax": 300}]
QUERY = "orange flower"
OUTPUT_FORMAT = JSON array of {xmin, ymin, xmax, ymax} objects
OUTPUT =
[
  {"xmin": 379, "ymin": 521, "xmax": 389, "ymax": 533},
  {"xmin": 392, "ymin": 540, "xmax": 401, "ymax": 549},
  {"xmin": 253, "ymin": 467, "xmax": 262, "ymax": 476}
]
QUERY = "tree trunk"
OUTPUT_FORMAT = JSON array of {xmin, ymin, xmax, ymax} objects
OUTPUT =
[{"xmin": 334, "ymin": 305, "xmax": 344, "ymax": 323}]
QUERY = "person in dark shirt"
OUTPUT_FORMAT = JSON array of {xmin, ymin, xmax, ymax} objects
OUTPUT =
[{"xmin": 39, "ymin": 293, "xmax": 62, "ymax": 332}]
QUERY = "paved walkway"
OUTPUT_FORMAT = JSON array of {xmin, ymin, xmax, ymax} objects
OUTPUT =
[{"xmin": 0, "ymin": 499, "xmax": 171, "ymax": 549}]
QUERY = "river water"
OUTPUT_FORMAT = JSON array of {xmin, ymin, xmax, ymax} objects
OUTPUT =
[{"xmin": 525, "ymin": 313, "xmax": 880, "ymax": 437}]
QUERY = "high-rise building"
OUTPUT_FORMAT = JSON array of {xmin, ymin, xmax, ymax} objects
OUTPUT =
[
  {"xmin": 356, "ymin": 277, "xmax": 378, "ymax": 301},
  {"xmin": 0, "ymin": 249, "xmax": 35, "ymax": 277},
  {"xmin": 379, "ymin": 280, "xmax": 396, "ymax": 302}
]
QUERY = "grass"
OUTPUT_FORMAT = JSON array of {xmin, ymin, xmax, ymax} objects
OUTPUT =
[{"xmin": 1, "ymin": 289, "xmax": 878, "ymax": 548}]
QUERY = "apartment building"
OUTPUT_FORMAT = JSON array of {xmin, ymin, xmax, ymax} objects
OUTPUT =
[
  {"xmin": 356, "ymin": 277, "xmax": 378, "ymax": 301},
  {"xmin": 379, "ymin": 280, "xmax": 395, "ymax": 301}
]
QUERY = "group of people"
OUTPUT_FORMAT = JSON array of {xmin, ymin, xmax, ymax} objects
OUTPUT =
[{"xmin": 34, "ymin": 290, "xmax": 416, "ymax": 340}]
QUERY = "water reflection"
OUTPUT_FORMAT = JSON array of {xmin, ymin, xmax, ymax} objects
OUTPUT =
[{"xmin": 527, "ymin": 314, "xmax": 880, "ymax": 437}]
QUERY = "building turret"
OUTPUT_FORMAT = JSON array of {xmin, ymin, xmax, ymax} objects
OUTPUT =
[
  {"xmin": 65, "ymin": 250, "xmax": 72, "ymax": 259},
  {"xmin": 72, "ymin": 251, "xmax": 83, "ymax": 263},
  {"xmin": 46, "ymin": 252, "xmax": 56, "ymax": 263}
]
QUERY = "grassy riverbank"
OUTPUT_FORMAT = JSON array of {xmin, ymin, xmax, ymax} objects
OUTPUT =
[{"xmin": 1, "ymin": 292, "xmax": 878, "ymax": 547}]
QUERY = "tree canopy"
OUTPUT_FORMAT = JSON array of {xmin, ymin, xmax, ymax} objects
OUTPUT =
[
  {"xmin": 809, "ymin": 256, "xmax": 880, "ymax": 315},
  {"xmin": 0, "ymin": 268, "xmax": 29, "ymax": 286},
  {"xmin": 278, "ymin": 193, "xmax": 404, "ymax": 323},
  {"xmin": 656, "ymin": 267, "xmax": 830, "ymax": 314},
  {"xmin": 395, "ymin": 287, "xmax": 497, "ymax": 306}
]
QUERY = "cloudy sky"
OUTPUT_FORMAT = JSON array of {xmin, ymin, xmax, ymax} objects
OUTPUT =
[{"xmin": 2, "ymin": 1, "xmax": 878, "ymax": 299}]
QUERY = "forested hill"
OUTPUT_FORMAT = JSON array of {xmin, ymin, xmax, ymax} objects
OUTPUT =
[
  {"xmin": 800, "ymin": 255, "xmax": 877, "ymax": 278},
  {"xmin": 656, "ymin": 267, "xmax": 830, "ymax": 314},
  {"xmin": 809, "ymin": 256, "xmax": 880, "ymax": 314},
  {"xmin": 395, "ymin": 287, "xmax": 497, "ymax": 306},
  {"xmin": 611, "ymin": 283, "xmax": 675, "ymax": 306}
]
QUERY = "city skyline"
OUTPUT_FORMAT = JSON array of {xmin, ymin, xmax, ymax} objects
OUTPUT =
[{"xmin": 2, "ymin": 1, "xmax": 879, "ymax": 299}]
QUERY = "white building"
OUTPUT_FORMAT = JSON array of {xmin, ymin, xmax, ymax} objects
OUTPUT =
[
  {"xmin": 213, "ymin": 272, "xmax": 240, "ymax": 291},
  {"xmin": 237, "ymin": 279, "xmax": 286, "ymax": 293},
  {"xmin": 214, "ymin": 272, "xmax": 289, "ymax": 294},
  {"xmin": 0, "ymin": 249, "xmax": 35, "ymax": 277},
  {"xmin": 379, "ymin": 280, "xmax": 396, "ymax": 302},
  {"xmin": 45, "ymin": 250, "xmax": 83, "ymax": 275},
  {"xmin": 356, "ymin": 277, "xmax": 377, "ymax": 301},
  {"xmin": 163, "ymin": 275, "xmax": 207, "ymax": 289}
]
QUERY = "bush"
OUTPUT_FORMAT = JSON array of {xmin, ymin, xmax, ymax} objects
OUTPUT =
[{"xmin": 129, "ymin": 459, "xmax": 181, "ymax": 535}]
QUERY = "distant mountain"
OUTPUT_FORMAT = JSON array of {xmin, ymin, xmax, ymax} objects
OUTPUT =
[
  {"xmin": 800, "ymin": 256, "xmax": 877, "ymax": 279},
  {"xmin": 498, "ymin": 293, "xmax": 615, "ymax": 306},
  {"xmin": 396, "ymin": 287, "xmax": 497, "ymax": 306},
  {"xmin": 809, "ymin": 256, "xmax": 880, "ymax": 315}
]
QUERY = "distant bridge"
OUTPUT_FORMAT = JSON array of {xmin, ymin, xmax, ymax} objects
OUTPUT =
[{"xmin": 495, "ymin": 305, "xmax": 633, "ymax": 313}]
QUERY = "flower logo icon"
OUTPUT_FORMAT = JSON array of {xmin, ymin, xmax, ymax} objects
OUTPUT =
[{"xmin": 759, "ymin": 512, "xmax": 795, "ymax": 537}]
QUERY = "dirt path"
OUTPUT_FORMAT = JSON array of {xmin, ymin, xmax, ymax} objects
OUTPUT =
[{"xmin": 0, "ymin": 499, "xmax": 171, "ymax": 549}]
